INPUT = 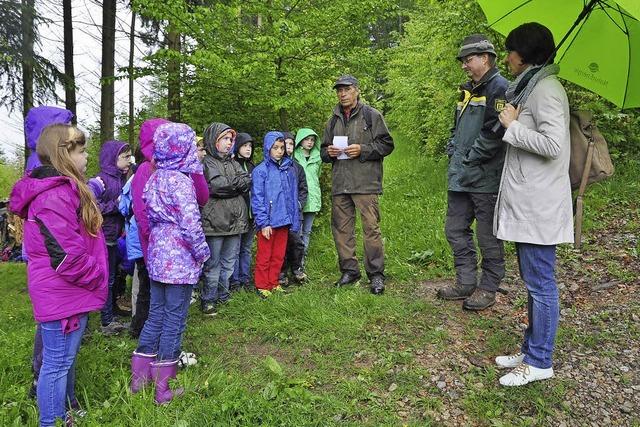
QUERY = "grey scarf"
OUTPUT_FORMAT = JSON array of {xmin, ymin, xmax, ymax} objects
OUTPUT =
[{"xmin": 505, "ymin": 63, "xmax": 560, "ymax": 106}]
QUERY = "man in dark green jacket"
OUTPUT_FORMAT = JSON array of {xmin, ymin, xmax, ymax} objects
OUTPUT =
[
  {"xmin": 321, "ymin": 75, "xmax": 394, "ymax": 295},
  {"xmin": 437, "ymin": 34, "xmax": 508, "ymax": 311}
]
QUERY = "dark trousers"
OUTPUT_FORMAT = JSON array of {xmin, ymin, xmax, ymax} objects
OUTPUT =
[
  {"xmin": 130, "ymin": 258, "xmax": 151, "ymax": 338},
  {"xmin": 281, "ymin": 228, "xmax": 305, "ymax": 275},
  {"xmin": 331, "ymin": 194, "xmax": 385, "ymax": 278},
  {"xmin": 444, "ymin": 191, "xmax": 504, "ymax": 292}
]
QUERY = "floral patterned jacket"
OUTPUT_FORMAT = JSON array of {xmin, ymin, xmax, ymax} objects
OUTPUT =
[{"xmin": 143, "ymin": 123, "xmax": 210, "ymax": 285}]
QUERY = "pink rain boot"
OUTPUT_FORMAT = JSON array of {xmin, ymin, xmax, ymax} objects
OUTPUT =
[
  {"xmin": 130, "ymin": 352, "xmax": 156, "ymax": 393},
  {"xmin": 150, "ymin": 359, "xmax": 184, "ymax": 404}
]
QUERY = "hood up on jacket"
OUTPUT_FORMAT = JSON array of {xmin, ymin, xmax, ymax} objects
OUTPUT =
[
  {"xmin": 24, "ymin": 106, "xmax": 74, "ymax": 173},
  {"xmin": 153, "ymin": 122, "xmax": 203, "ymax": 174},
  {"xmin": 295, "ymin": 128, "xmax": 320, "ymax": 149},
  {"xmin": 10, "ymin": 166, "xmax": 74, "ymax": 219},
  {"xmin": 263, "ymin": 131, "xmax": 292, "ymax": 166},
  {"xmin": 234, "ymin": 132, "xmax": 255, "ymax": 162},
  {"xmin": 99, "ymin": 140, "xmax": 130, "ymax": 178},
  {"xmin": 203, "ymin": 122, "xmax": 236, "ymax": 158},
  {"xmin": 139, "ymin": 118, "xmax": 170, "ymax": 161}
]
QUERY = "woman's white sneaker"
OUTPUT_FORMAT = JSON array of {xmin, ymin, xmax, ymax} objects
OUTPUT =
[
  {"xmin": 499, "ymin": 363, "xmax": 554, "ymax": 387},
  {"xmin": 495, "ymin": 352, "xmax": 525, "ymax": 368}
]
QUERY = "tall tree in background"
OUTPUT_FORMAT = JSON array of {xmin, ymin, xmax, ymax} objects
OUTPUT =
[
  {"xmin": 21, "ymin": 0, "xmax": 34, "ymax": 170},
  {"xmin": 166, "ymin": 25, "xmax": 181, "ymax": 122},
  {"xmin": 128, "ymin": 8, "xmax": 137, "ymax": 147},
  {"xmin": 100, "ymin": 0, "xmax": 117, "ymax": 142},
  {"xmin": 62, "ymin": 0, "xmax": 76, "ymax": 122}
]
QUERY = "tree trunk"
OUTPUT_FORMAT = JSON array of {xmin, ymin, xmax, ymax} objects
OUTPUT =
[
  {"xmin": 128, "ymin": 10, "xmax": 136, "ymax": 148},
  {"xmin": 21, "ymin": 0, "xmax": 34, "ymax": 171},
  {"xmin": 63, "ymin": 0, "xmax": 76, "ymax": 122},
  {"xmin": 100, "ymin": 0, "xmax": 116, "ymax": 142},
  {"xmin": 167, "ymin": 27, "xmax": 181, "ymax": 122}
]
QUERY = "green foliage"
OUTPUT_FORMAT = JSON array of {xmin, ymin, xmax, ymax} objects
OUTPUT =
[
  {"xmin": 131, "ymin": 0, "xmax": 402, "ymax": 139},
  {"xmin": 386, "ymin": 0, "xmax": 492, "ymax": 155},
  {"xmin": 0, "ymin": 162, "xmax": 20, "ymax": 199}
]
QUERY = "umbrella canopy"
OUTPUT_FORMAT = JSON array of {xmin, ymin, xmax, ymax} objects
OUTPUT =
[{"xmin": 478, "ymin": 0, "xmax": 640, "ymax": 109}]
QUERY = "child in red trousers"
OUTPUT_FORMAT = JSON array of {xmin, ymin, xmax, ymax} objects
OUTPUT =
[{"xmin": 251, "ymin": 131, "xmax": 300, "ymax": 298}]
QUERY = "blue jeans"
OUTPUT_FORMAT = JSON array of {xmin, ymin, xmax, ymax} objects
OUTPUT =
[
  {"xmin": 517, "ymin": 243, "xmax": 559, "ymax": 369},
  {"xmin": 37, "ymin": 315, "xmax": 87, "ymax": 427},
  {"xmin": 201, "ymin": 235, "xmax": 241, "ymax": 304},
  {"xmin": 231, "ymin": 223, "xmax": 256, "ymax": 285},
  {"xmin": 300, "ymin": 212, "xmax": 316, "ymax": 256},
  {"xmin": 136, "ymin": 281, "xmax": 193, "ymax": 361},
  {"xmin": 100, "ymin": 244, "xmax": 118, "ymax": 325}
]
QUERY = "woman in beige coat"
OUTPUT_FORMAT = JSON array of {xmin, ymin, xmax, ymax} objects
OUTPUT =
[{"xmin": 494, "ymin": 22, "xmax": 573, "ymax": 387}]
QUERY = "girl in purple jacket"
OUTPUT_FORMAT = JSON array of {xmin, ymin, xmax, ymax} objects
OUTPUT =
[
  {"xmin": 131, "ymin": 122, "xmax": 210, "ymax": 405},
  {"xmin": 88, "ymin": 140, "xmax": 132, "ymax": 335},
  {"xmin": 10, "ymin": 124, "xmax": 108, "ymax": 427}
]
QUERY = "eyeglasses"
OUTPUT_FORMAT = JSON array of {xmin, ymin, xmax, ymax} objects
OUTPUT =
[{"xmin": 461, "ymin": 55, "xmax": 478, "ymax": 65}]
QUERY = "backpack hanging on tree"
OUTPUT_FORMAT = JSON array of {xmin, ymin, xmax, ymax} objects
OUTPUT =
[{"xmin": 569, "ymin": 110, "xmax": 614, "ymax": 249}]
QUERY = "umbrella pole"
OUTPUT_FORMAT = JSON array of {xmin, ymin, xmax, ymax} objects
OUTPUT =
[{"xmin": 553, "ymin": 0, "xmax": 599, "ymax": 57}]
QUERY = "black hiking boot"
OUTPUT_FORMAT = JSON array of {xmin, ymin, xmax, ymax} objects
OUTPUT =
[
  {"xmin": 437, "ymin": 283, "xmax": 475, "ymax": 300},
  {"xmin": 335, "ymin": 271, "xmax": 362, "ymax": 287},
  {"xmin": 463, "ymin": 289, "xmax": 496, "ymax": 311},
  {"xmin": 370, "ymin": 276, "xmax": 385, "ymax": 295}
]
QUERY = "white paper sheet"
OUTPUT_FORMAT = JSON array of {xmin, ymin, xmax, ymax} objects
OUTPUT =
[{"xmin": 333, "ymin": 136, "xmax": 349, "ymax": 160}]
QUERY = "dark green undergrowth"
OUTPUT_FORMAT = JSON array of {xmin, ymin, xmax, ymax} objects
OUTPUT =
[{"xmin": 0, "ymin": 135, "xmax": 637, "ymax": 426}]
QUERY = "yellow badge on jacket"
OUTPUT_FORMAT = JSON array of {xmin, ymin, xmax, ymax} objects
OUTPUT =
[{"xmin": 494, "ymin": 99, "xmax": 507, "ymax": 113}]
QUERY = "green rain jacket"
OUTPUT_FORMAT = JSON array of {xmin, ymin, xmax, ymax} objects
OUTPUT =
[{"xmin": 294, "ymin": 128, "xmax": 322, "ymax": 213}]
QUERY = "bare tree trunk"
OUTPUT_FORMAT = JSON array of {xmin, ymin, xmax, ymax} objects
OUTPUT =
[
  {"xmin": 63, "ymin": 0, "xmax": 76, "ymax": 122},
  {"xmin": 167, "ymin": 27, "xmax": 181, "ymax": 122},
  {"xmin": 21, "ymin": 0, "xmax": 34, "ymax": 171},
  {"xmin": 100, "ymin": 0, "xmax": 116, "ymax": 142},
  {"xmin": 128, "ymin": 10, "xmax": 136, "ymax": 147}
]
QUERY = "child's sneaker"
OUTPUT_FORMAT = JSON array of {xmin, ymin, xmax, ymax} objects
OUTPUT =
[
  {"xmin": 257, "ymin": 289, "xmax": 272, "ymax": 299},
  {"xmin": 100, "ymin": 321, "xmax": 126, "ymax": 336},
  {"xmin": 278, "ymin": 273, "xmax": 289, "ymax": 287},
  {"xmin": 273, "ymin": 286, "xmax": 285, "ymax": 293},
  {"xmin": 178, "ymin": 351, "xmax": 197, "ymax": 368},
  {"xmin": 499, "ymin": 363, "xmax": 554, "ymax": 387},
  {"xmin": 201, "ymin": 302, "xmax": 217, "ymax": 316},
  {"xmin": 293, "ymin": 269, "xmax": 307, "ymax": 283},
  {"xmin": 495, "ymin": 352, "xmax": 525, "ymax": 368}
]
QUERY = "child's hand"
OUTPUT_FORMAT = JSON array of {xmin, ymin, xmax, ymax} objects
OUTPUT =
[{"xmin": 261, "ymin": 226, "xmax": 272, "ymax": 240}]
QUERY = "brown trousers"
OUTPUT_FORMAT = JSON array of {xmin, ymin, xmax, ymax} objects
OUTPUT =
[{"xmin": 331, "ymin": 194, "xmax": 385, "ymax": 278}]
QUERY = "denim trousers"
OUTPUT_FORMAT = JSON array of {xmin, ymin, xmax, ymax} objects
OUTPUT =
[
  {"xmin": 517, "ymin": 243, "xmax": 559, "ymax": 369},
  {"xmin": 231, "ymin": 223, "xmax": 256, "ymax": 285},
  {"xmin": 136, "ymin": 281, "xmax": 193, "ymax": 361},
  {"xmin": 100, "ymin": 244, "xmax": 118, "ymax": 325},
  {"xmin": 37, "ymin": 314, "xmax": 87, "ymax": 427},
  {"xmin": 201, "ymin": 235, "xmax": 241, "ymax": 304},
  {"xmin": 300, "ymin": 212, "xmax": 316, "ymax": 256},
  {"xmin": 444, "ymin": 191, "xmax": 505, "ymax": 292}
]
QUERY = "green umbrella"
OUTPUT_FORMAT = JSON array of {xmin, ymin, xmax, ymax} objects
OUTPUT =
[{"xmin": 477, "ymin": 0, "xmax": 640, "ymax": 109}]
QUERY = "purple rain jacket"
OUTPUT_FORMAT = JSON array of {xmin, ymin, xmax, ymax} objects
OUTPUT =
[
  {"xmin": 131, "ymin": 118, "xmax": 209, "ymax": 262},
  {"xmin": 87, "ymin": 140, "xmax": 129, "ymax": 243},
  {"xmin": 143, "ymin": 123, "xmax": 210, "ymax": 285},
  {"xmin": 24, "ymin": 106, "xmax": 74, "ymax": 173},
  {"xmin": 9, "ymin": 166, "xmax": 108, "ymax": 322}
]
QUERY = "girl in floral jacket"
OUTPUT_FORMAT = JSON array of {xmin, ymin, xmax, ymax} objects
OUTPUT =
[{"xmin": 131, "ymin": 122, "xmax": 210, "ymax": 405}]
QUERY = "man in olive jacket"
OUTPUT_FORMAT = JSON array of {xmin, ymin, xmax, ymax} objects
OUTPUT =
[
  {"xmin": 321, "ymin": 75, "xmax": 394, "ymax": 295},
  {"xmin": 437, "ymin": 34, "xmax": 508, "ymax": 311}
]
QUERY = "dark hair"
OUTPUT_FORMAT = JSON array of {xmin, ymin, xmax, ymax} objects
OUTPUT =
[{"xmin": 505, "ymin": 22, "xmax": 556, "ymax": 65}]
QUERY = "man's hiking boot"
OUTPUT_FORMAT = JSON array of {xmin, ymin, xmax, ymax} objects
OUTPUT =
[
  {"xmin": 370, "ymin": 276, "xmax": 385, "ymax": 295},
  {"xmin": 335, "ymin": 271, "xmax": 361, "ymax": 287},
  {"xmin": 463, "ymin": 289, "xmax": 496, "ymax": 311},
  {"xmin": 437, "ymin": 283, "xmax": 475, "ymax": 300}
]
